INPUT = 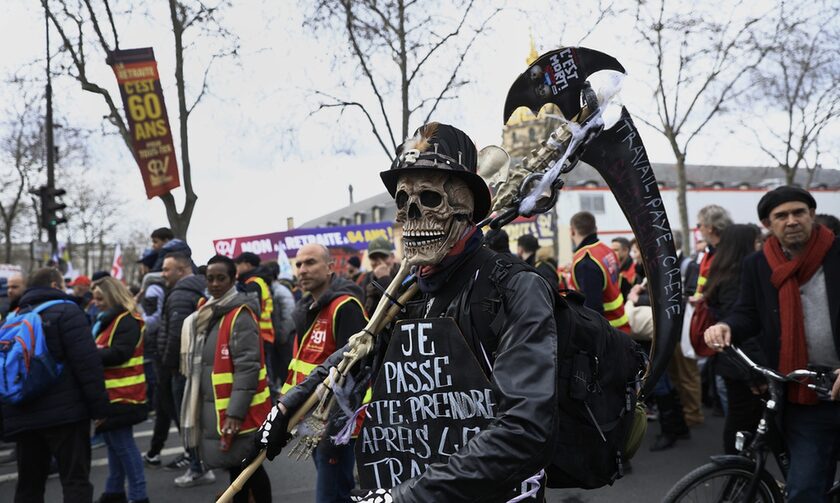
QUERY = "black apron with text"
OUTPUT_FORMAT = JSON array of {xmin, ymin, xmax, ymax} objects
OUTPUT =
[{"xmin": 355, "ymin": 318, "xmax": 545, "ymax": 501}]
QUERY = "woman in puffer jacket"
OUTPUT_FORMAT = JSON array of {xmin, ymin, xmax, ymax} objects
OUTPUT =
[
  {"xmin": 180, "ymin": 255, "xmax": 272, "ymax": 503},
  {"xmin": 91, "ymin": 277, "xmax": 149, "ymax": 503}
]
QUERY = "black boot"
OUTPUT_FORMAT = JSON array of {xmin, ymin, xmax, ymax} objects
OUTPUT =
[
  {"xmin": 650, "ymin": 389, "xmax": 690, "ymax": 451},
  {"xmin": 96, "ymin": 493, "xmax": 128, "ymax": 503}
]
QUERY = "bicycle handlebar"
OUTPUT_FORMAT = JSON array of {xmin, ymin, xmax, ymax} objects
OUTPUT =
[{"xmin": 726, "ymin": 346, "xmax": 833, "ymax": 397}]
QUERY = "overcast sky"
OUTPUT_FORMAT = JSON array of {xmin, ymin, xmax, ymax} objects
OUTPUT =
[{"xmin": 2, "ymin": 0, "xmax": 836, "ymax": 263}]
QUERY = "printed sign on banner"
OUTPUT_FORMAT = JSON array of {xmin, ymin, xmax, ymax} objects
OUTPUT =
[
  {"xmin": 355, "ymin": 318, "xmax": 544, "ymax": 500},
  {"xmin": 213, "ymin": 222, "xmax": 395, "ymax": 263},
  {"xmin": 108, "ymin": 48, "xmax": 181, "ymax": 199}
]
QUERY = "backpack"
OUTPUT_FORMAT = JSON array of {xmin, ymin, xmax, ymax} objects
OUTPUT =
[
  {"xmin": 462, "ymin": 251, "xmax": 647, "ymax": 489},
  {"xmin": 0, "ymin": 300, "xmax": 73, "ymax": 404}
]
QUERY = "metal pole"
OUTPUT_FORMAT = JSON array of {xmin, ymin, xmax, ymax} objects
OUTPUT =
[{"xmin": 44, "ymin": 4, "xmax": 58, "ymax": 257}]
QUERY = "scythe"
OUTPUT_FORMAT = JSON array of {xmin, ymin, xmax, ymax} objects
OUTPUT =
[{"xmin": 495, "ymin": 47, "xmax": 682, "ymax": 398}]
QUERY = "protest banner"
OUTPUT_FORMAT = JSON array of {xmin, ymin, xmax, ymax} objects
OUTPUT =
[
  {"xmin": 108, "ymin": 48, "xmax": 180, "ymax": 199},
  {"xmin": 213, "ymin": 222, "xmax": 395, "ymax": 263}
]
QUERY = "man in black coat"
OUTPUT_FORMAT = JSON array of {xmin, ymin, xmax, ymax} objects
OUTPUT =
[
  {"xmin": 2, "ymin": 267, "xmax": 109, "ymax": 502},
  {"xmin": 159, "ymin": 252, "xmax": 212, "ymax": 484},
  {"xmin": 256, "ymin": 123, "xmax": 558, "ymax": 502},
  {"xmin": 706, "ymin": 186, "xmax": 840, "ymax": 502}
]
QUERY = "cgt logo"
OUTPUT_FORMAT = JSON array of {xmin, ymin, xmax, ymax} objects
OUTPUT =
[{"xmin": 215, "ymin": 239, "xmax": 237, "ymax": 258}]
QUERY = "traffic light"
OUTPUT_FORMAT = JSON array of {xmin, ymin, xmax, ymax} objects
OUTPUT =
[{"xmin": 30, "ymin": 185, "xmax": 68, "ymax": 230}]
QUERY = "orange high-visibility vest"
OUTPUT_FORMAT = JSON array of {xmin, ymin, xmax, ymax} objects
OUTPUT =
[
  {"xmin": 245, "ymin": 276, "xmax": 275, "ymax": 345},
  {"xmin": 210, "ymin": 305, "xmax": 272, "ymax": 435},
  {"xmin": 570, "ymin": 241, "xmax": 631, "ymax": 334},
  {"xmin": 95, "ymin": 312, "xmax": 146, "ymax": 404},
  {"xmin": 282, "ymin": 295, "xmax": 362, "ymax": 393}
]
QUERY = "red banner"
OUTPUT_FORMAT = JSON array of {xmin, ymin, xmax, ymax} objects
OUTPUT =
[{"xmin": 108, "ymin": 48, "xmax": 180, "ymax": 199}]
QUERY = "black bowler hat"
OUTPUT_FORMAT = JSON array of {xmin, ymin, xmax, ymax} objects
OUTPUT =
[{"xmin": 380, "ymin": 122, "xmax": 492, "ymax": 221}]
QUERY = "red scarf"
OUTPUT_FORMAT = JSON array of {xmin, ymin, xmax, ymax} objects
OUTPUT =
[{"xmin": 763, "ymin": 224, "xmax": 834, "ymax": 404}]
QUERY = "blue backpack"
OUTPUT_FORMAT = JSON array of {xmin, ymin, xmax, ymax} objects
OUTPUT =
[{"xmin": 0, "ymin": 300, "xmax": 73, "ymax": 404}]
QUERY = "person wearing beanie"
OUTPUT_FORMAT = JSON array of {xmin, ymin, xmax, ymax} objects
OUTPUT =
[
  {"xmin": 706, "ymin": 186, "xmax": 840, "ymax": 502},
  {"xmin": 254, "ymin": 122, "xmax": 560, "ymax": 502}
]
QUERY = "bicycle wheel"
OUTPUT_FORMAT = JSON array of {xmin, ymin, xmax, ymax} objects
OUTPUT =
[{"xmin": 662, "ymin": 462, "xmax": 784, "ymax": 503}]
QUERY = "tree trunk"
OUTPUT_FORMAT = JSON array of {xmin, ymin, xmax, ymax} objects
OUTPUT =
[
  {"xmin": 675, "ymin": 156, "xmax": 690, "ymax": 257},
  {"xmin": 3, "ymin": 226, "xmax": 12, "ymax": 264},
  {"xmin": 784, "ymin": 165, "xmax": 795, "ymax": 185}
]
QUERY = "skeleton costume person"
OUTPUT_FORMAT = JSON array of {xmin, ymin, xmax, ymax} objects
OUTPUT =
[{"xmin": 254, "ymin": 123, "xmax": 560, "ymax": 502}]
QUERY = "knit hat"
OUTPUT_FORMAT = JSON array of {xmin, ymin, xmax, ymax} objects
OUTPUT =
[
  {"xmin": 757, "ymin": 186, "xmax": 816, "ymax": 221},
  {"xmin": 380, "ymin": 122, "xmax": 491, "ymax": 221}
]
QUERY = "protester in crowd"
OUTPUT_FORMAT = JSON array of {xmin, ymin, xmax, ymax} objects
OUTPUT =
[
  {"xmin": 629, "ymin": 238, "xmax": 645, "ymax": 283},
  {"xmin": 135, "ymin": 249, "xmax": 176, "ymax": 469},
  {"xmin": 358, "ymin": 236, "xmax": 398, "ymax": 315},
  {"xmin": 815, "ymin": 213, "xmax": 840, "ymax": 235},
  {"xmin": 625, "ymin": 283, "xmax": 690, "ymax": 451},
  {"xmin": 706, "ymin": 186, "xmax": 840, "ymax": 502},
  {"xmin": 699, "ymin": 224, "xmax": 765, "ymax": 454},
  {"xmin": 160, "ymin": 252, "xmax": 213, "ymax": 485},
  {"xmin": 151, "ymin": 227, "xmax": 174, "ymax": 252},
  {"xmin": 282, "ymin": 243, "xmax": 367, "ymax": 503},
  {"xmin": 568, "ymin": 211, "xmax": 630, "ymax": 333},
  {"xmin": 91, "ymin": 277, "xmax": 149, "ymax": 503},
  {"xmin": 345, "ymin": 255, "xmax": 362, "ymax": 283},
  {"xmin": 266, "ymin": 261, "xmax": 296, "ymax": 392},
  {"xmin": 0, "ymin": 278, "xmax": 8, "ymax": 320},
  {"xmin": 5, "ymin": 271, "xmax": 25, "ymax": 314},
  {"xmin": 234, "ymin": 252, "xmax": 277, "ymax": 395},
  {"xmin": 484, "ymin": 228, "xmax": 511, "ymax": 254},
  {"xmin": 611, "ymin": 237, "xmax": 635, "ymax": 299},
  {"xmin": 2, "ymin": 267, "xmax": 109, "ymax": 502},
  {"xmin": 180, "ymin": 255, "xmax": 272, "ymax": 503},
  {"xmin": 93, "ymin": 271, "xmax": 112, "ymax": 281},
  {"xmin": 694, "ymin": 205, "xmax": 733, "ymax": 299},
  {"xmin": 534, "ymin": 246, "xmax": 561, "ymax": 291},
  {"xmin": 69, "ymin": 275, "xmax": 93, "ymax": 310},
  {"xmin": 516, "ymin": 234, "xmax": 539, "ymax": 266}
]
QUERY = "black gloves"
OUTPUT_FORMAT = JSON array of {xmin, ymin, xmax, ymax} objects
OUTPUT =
[
  {"xmin": 350, "ymin": 488, "xmax": 393, "ymax": 502},
  {"xmin": 253, "ymin": 402, "xmax": 292, "ymax": 461}
]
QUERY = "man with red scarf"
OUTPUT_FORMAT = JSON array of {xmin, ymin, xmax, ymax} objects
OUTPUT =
[{"xmin": 705, "ymin": 186, "xmax": 840, "ymax": 503}]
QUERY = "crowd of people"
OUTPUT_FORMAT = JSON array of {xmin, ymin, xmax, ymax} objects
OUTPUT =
[{"xmin": 0, "ymin": 180, "xmax": 838, "ymax": 503}]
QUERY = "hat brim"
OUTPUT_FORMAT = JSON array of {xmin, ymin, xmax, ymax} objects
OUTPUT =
[{"xmin": 380, "ymin": 167, "xmax": 491, "ymax": 222}]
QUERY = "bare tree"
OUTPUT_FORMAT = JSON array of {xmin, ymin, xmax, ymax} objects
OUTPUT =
[
  {"xmin": 746, "ymin": 3, "xmax": 840, "ymax": 186},
  {"xmin": 634, "ymin": 0, "xmax": 776, "ymax": 254},
  {"xmin": 0, "ymin": 84, "xmax": 43, "ymax": 263},
  {"xmin": 42, "ymin": 0, "xmax": 239, "ymax": 239},
  {"xmin": 304, "ymin": 0, "xmax": 502, "ymax": 158},
  {"xmin": 61, "ymin": 165, "xmax": 124, "ymax": 275}
]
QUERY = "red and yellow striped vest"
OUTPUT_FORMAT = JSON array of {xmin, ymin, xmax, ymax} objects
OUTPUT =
[
  {"xmin": 695, "ymin": 249, "xmax": 714, "ymax": 296},
  {"xmin": 571, "ymin": 242, "xmax": 631, "ymax": 334},
  {"xmin": 245, "ymin": 276, "xmax": 275, "ymax": 345},
  {"xmin": 95, "ymin": 312, "xmax": 146, "ymax": 404},
  {"xmin": 282, "ymin": 295, "xmax": 362, "ymax": 393},
  {"xmin": 210, "ymin": 305, "xmax": 272, "ymax": 435}
]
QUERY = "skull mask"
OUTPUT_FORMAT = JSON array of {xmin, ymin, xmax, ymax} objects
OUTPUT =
[{"xmin": 395, "ymin": 172, "xmax": 474, "ymax": 267}]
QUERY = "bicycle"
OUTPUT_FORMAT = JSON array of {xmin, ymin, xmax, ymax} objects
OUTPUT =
[{"xmin": 662, "ymin": 345, "xmax": 840, "ymax": 503}]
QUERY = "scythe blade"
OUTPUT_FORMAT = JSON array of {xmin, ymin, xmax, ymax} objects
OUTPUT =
[
  {"xmin": 580, "ymin": 108, "xmax": 683, "ymax": 398},
  {"xmin": 503, "ymin": 47, "xmax": 625, "ymax": 123}
]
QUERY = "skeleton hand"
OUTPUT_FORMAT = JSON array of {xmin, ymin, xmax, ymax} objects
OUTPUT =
[
  {"xmin": 350, "ymin": 488, "xmax": 393, "ymax": 503},
  {"xmin": 252, "ymin": 402, "xmax": 291, "ymax": 461}
]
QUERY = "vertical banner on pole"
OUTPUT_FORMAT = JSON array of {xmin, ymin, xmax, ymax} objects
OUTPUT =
[
  {"xmin": 111, "ymin": 244, "xmax": 124, "ymax": 281},
  {"xmin": 108, "ymin": 48, "xmax": 181, "ymax": 199}
]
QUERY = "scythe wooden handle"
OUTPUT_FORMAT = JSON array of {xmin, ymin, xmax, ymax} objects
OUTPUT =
[{"xmin": 217, "ymin": 268, "xmax": 419, "ymax": 503}]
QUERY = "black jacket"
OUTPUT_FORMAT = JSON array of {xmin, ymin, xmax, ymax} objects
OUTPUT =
[
  {"xmin": 94, "ymin": 308, "xmax": 148, "ymax": 432},
  {"xmin": 281, "ymin": 248, "xmax": 559, "ymax": 501},
  {"xmin": 573, "ymin": 234, "xmax": 608, "ymax": 314},
  {"xmin": 160, "ymin": 275, "xmax": 206, "ymax": 370},
  {"xmin": 722, "ymin": 237, "xmax": 840, "ymax": 371},
  {"xmin": 1, "ymin": 288, "xmax": 109, "ymax": 438}
]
